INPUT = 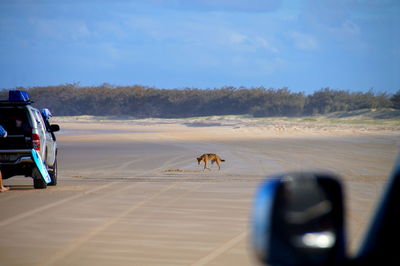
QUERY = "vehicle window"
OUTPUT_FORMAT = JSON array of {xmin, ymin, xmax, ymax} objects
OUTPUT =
[
  {"xmin": 0, "ymin": 107, "xmax": 31, "ymax": 135},
  {"xmin": 34, "ymin": 110, "xmax": 46, "ymax": 133},
  {"xmin": 41, "ymin": 114, "xmax": 52, "ymax": 131}
]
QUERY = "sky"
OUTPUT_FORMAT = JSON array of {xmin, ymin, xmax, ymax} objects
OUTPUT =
[{"xmin": 0, "ymin": 0, "xmax": 399, "ymax": 94}]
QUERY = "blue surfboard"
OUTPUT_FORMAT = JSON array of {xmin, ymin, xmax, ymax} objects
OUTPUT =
[{"xmin": 31, "ymin": 149, "xmax": 51, "ymax": 184}]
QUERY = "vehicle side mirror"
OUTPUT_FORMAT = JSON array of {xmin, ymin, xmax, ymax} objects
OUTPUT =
[
  {"xmin": 252, "ymin": 172, "xmax": 346, "ymax": 265},
  {"xmin": 50, "ymin": 124, "xmax": 60, "ymax": 132}
]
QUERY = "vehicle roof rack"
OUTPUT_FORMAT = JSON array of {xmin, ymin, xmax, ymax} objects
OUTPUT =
[
  {"xmin": 0, "ymin": 100, "xmax": 34, "ymax": 106},
  {"xmin": 0, "ymin": 90, "xmax": 34, "ymax": 105}
]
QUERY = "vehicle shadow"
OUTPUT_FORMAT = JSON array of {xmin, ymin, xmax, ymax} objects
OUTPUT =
[{"xmin": 8, "ymin": 185, "xmax": 35, "ymax": 190}]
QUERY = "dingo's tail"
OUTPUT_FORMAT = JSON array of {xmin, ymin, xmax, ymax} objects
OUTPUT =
[{"xmin": 221, "ymin": 159, "xmax": 225, "ymax": 162}]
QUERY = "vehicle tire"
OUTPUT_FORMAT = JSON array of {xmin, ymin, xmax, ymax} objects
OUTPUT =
[
  {"xmin": 32, "ymin": 167, "xmax": 47, "ymax": 189},
  {"xmin": 48, "ymin": 159, "xmax": 57, "ymax": 186}
]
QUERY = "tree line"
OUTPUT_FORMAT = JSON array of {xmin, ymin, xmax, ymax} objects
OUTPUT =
[{"xmin": 1, "ymin": 84, "xmax": 399, "ymax": 118}]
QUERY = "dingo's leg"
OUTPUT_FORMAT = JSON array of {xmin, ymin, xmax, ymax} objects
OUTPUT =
[
  {"xmin": 216, "ymin": 159, "xmax": 221, "ymax": 170},
  {"xmin": 203, "ymin": 160, "xmax": 211, "ymax": 171}
]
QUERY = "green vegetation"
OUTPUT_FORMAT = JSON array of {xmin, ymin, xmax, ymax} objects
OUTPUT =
[{"xmin": 0, "ymin": 85, "xmax": 399, "ymax": 118}]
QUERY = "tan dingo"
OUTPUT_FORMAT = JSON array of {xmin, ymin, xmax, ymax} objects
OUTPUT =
[{"xmin": 196, "ymin": 154, "xmax": 225, "ymax": 170}]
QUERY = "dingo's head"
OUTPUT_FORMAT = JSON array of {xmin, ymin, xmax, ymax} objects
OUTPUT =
[{"xmin": 196, "ymin": 157, "xmax": 202, "ymax": 165}]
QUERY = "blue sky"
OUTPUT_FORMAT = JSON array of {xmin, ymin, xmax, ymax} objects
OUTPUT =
[{"xmin": 0, "ymin": 0, "xmax": 399, "ymax": 94}]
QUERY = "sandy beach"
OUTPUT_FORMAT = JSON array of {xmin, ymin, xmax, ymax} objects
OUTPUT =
[{"xmin": 1, "ymin": 116, "xmax": 399, "ymax": 265}]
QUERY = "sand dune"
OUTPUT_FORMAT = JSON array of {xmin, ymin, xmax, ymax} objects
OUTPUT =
[{"xmin": 0, "ymin": 116, "xmax": 399, "ymax": 265}]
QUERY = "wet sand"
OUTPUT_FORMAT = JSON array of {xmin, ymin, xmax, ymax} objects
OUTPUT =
[{"xmin": 1, "ymin": 117, "xmax": 399, "ymax": 265}]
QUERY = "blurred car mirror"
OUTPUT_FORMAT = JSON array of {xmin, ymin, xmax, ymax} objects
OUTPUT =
[{"xmin": 252, "ymin": 172, "xmax": 346, "ymax": 266}]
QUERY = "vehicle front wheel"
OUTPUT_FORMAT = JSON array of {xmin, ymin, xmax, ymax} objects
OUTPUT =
[{"xmin": 32, "ymin": 168, "xmax": 47, "ymax": 189}]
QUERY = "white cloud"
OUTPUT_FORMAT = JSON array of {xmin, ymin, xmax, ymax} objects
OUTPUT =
[
  {"xmin": 32, "ymin": 18, "xmax": 91, "ymax": 41},
  {"xmin": 229, "ymin": 32, "xmax": 248, "ymax": 44},
  {"xmin": 93, "ymin": 21, "xmax": 128, "ymax": 40},
  {"xmin": 229, "ymin": 54, "xmax": 285, "ymax": 76},
  {"xmin": 339, "ymin": 20, "xmax": 361, "ymax": 37},
  {"xmin": 290, "ymin": 32, "xmax": 318, "ymax": 50},
  {"xmin": 149, "ymin": 0, "xmax": 283, "ymax": 12},
  {"xmin": 253, "ymin": 36, "xmax": 279, "ymax": 53},
  {"xmin": 126, "ymin": 13, "xmax": 280, "ymax": 55}
]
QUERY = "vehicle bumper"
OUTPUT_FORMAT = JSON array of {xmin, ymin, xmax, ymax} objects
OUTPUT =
[{"xmin": 0, "ymin": 149, "xmax": 33, "ymax": 165}]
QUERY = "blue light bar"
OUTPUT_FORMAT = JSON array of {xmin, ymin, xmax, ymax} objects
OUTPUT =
[{"xmin": 9, "ymin": 90, "xmax": 30, "ymax": 102}]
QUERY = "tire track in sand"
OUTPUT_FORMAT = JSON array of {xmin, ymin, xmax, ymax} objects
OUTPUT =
[
  {"xmin": 191, "ymin": 231, "xmax": 248, "ymax": 266},
  {"xmin": 41, "ymin": 183, "xmax": 177, "ymax": 266},
  {"xmin": 0, "ymin": 182, "xmax": 121, "ymax": 227}
]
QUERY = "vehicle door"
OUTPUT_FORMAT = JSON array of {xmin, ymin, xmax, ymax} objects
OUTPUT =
[
  {"xmin": 42, "ymin": 115, "xmax": 57, "ymax": 167},
  {"xmin": 32, "ymin": 109, "xmax": 53, "ymax": 164}
]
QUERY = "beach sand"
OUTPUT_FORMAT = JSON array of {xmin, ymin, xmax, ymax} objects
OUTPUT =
[{"xmin": 1, "ymin": 116, "xmax": 399, "ymax": 265}]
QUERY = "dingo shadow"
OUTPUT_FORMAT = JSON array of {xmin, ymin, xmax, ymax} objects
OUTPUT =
[{"xmin": 164, "ymin": 169, "xmax": 203, "ymax": 173}]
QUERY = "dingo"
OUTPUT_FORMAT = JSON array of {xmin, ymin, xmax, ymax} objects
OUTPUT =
[{"xmin": 196, "ymin": 154, "xmax": 225, "ymax": 170}]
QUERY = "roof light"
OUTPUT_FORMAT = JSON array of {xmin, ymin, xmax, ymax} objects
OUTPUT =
[{"xmin": 9, "ymin": 90, "xmax": 30, "ymax": 102}]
